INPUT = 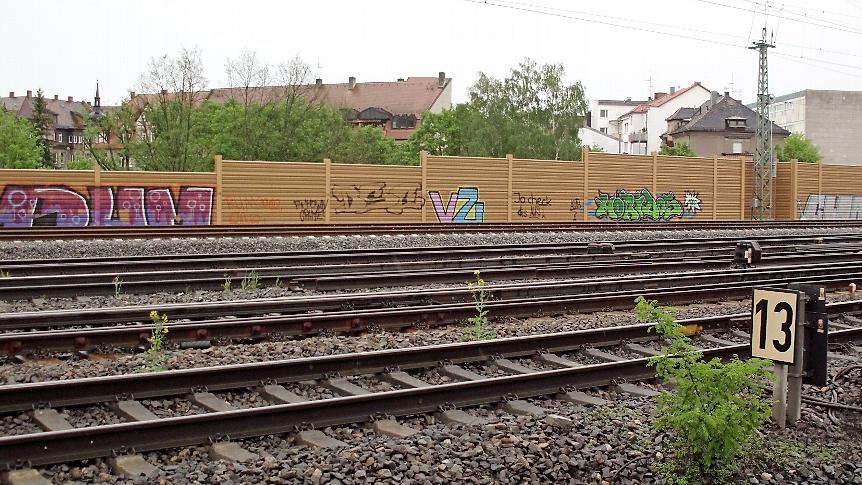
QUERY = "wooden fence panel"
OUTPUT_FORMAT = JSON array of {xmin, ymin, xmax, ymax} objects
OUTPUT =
[
  {"xmin": 425, "ymin": 156, "xmax": 509, "ymax": 223},
  {"xmin": 221, "ymin": 161, "xmax": 325, "ymax": 225},
  {"xmin": 655, "ymin": 156, "xmax": 716, "ymax": 221},
  {"xmin": 773, "ymin": 163, "xmax": 793, "ymax": 220},
  {"xmin": 511, "ymin": 159, "xmax": 583, "ymax": 222},
  {"xmin": 584, "ymin": 153, "xmax": 654, "ymax": 221},
  {"xmin": 329, "ymin": 163, "xmax": 423, "ymax": 223}
]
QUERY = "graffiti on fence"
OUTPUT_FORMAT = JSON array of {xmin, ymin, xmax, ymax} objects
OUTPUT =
[
  {"xmin": 800, "ymin": 194, "xmax": 862, "ymax": 220},
  {"xmin": 429, "ymin": 187, "xmax": 485, "ymax": 223},
  {"xmin": 569, "ymin": 197, "xmax": 584, "ymax": 220},
  {"xmin": 330, "ymin": 182, "xmax": 424, "ymax": 215},
  {"xmin": 590, "ymin": 188, "xmax": 701, "ymax": 221},
  {"xmin": 0, "ymin": 185, "xmax": 213, "ymax": 227},
  {"xmin": 293, "ymin": 199, "xmax": 327, "ymax": 222},
  {"xmin": 512, "ymin": 191, "xmax": 551, "ymax": 219}
]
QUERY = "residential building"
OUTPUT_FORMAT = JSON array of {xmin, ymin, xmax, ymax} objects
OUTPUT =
[
  {"xmin": 764, "ymin": 90, "xmax": 862, "ymax": 165},
  {"xmin": 132, "ymin": 73, "xmax": 452, "ymax": 142},
  {"xmin": 587, "ymin": 97, "xmax": 646, "ymax": 136},
  {"xmin": 579, "ymin": 126, "xmax": 622, "ymax": 154},
  {"xmin": 611, "ymin": 82, "xmax": 712, "ymax": 154},
  {"xmin": 663, "ymin": 92, "xmax": 789, "ymax": 157},
  {"xmin": 0, "ymin": 90, "xmax": 92, "ymax": 166}
]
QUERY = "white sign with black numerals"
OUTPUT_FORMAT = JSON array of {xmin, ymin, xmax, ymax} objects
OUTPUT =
[{"xmin": 751, "ymin": 288, "xmax": 799, "ymax": 364}]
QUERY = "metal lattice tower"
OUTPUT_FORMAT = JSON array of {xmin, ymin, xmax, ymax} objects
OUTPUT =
[{"xmin": 749, "ymin": 27, "xmax": 775, "ymax": 220}]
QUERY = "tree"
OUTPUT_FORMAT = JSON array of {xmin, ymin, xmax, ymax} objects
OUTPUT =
[
  {"xmin": 467, "ymin": 58, "xmax": 587, "ymax": 160},
  {"xmin": 30, "ymin": 89, "xmax": 52, "ymax": 167},
  {"xmin": 82, "ymin": 99, "xmax": 137, "ymax": 170},
  {"xmin": 401, "ymin": 104, "xmax": 472, "ymax": 160},
  {"xmin": 0, "ymin": 108, "xmax": 43, "ymax": 169},
  {"xmin": 776, "ymin": 133, "xmax": 820, "ymax": 163},
  {"xmin": 659, "ymin": 142, "xmax": 697, "ymax": 157},
  {"xmin": 135, "ymin": 47, "xmax": 210, "ymax": 171}
]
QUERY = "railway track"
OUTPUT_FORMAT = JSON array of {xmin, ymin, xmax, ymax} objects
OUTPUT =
[
  {"xmin": 1, "ymin": 303, "xmax": 860, "ymax": 469},
  {"xmin": 3, "ymin": 260, "xmax": 862, "ymax": 355},
  {"xmin": 4, "ymin": 220, "xmax": 862, "ymax": 240}
]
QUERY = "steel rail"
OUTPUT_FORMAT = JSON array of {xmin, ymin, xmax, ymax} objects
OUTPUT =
[
  {"xmin": 2, "ymin": 300, "xmax": 859, "ymax": 413},
  {"xmin": 2, "ymin": 259, "xmax": 862, "ymax": 332},
  {"xmin": 6, "ymin": 249, "xmax": 858, "ymax": 300},
  {"xmin": 3, "ymin": 269, "xmax": 862, "ymax": 355},
  {"xmin": 6, "ymin": 233, "xmax": 862, "ymax": 277},
  {"xmin": 1, "ymin": 325, "xmax": 859, "ymax": 467},
  {"xmin": 3, "ymin": 259, "xmax": 862, "ymax": 330},
  {"xmin": 4, "ymin": 220, "xmax": 862, "ymax": 240}
]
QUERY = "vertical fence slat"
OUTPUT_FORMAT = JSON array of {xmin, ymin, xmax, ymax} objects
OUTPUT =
[
  {"xmin": 420, "ymin": 151, "xmax": 428, "ymax": 223},
  {"xmin": 740, "ymin": 158, "xmax": 746, "ymax": 220},
  {"xmin": 712, "ymin": 156, "xmax": 718, "ymax": 221},
  {"xmin": 506, "ymin": 154, "xmax": 513, "ymax": 223},
  {"xmin": 324, "ymin": 158, "xmax": 332, "ymax": 224},
  {"xmin": 582, "ymin": 148, "xmax": 590, "ymax": 222},
  {"xmin": 214, "ymin": 155, "xmax": 223, "ymax": 225}
]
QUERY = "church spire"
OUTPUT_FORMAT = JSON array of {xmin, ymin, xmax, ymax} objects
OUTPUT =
[{"xmin": 94, "ymin": 80, "xmax": 101, "ymax": 109}]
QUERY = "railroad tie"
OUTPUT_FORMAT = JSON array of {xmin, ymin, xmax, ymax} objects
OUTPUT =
[
  {"xmin": 501, "ymin": 400, "xmax": 546, "ymax": 417},
  {"xmin": 381, "ymin": 371, "xmax": 431, "ymax": 388},
  {"xmin": 108, "ymin": 455, "xmax": 158, "ymax": 479},
  {"xmin": 534, "ymin": 353, "xmax": 582, "ymax": 369},
  {"xmin": 295, "ymin": 430, "xmax": 349, "ymax": 449},
  {"xmin": 492, "ymin": 358, "xmax": 534, "ymax": 374},
  {"xmin": 624, "ymin": 343, "xmax": 660, "ymax": 357},
  {"xmin": 372, "ymin": 419, "xmax": 419, "ymax": 439},
  {"xmin": 190, "ymin": 392, "xmax": 237, "ymax": 413},
  {"xmin": 436, "ymin": 409, "xmax": 485, "ymax": 426},
  {"xmin": 698, "ymin": 334, "xmax": 738, "ymax": 347},
  {"xmin": 581, "ymin": 348, "xmax": 626, "ymax": 362},
  {"xmin": 827, "ymin": 352, "xmax": 859, "ymax": 362},
  {"xmin": 0, "ymin": 469, "xmax": 51, "ymax": 485},
  {"xmin": 111, "ymin": 400, "xmax": 159, "ymax": 422},
  {"xmin": 731, "ymin": 329, "xmax": 751, "ymax": 340},
  {"xmin": 438, "ymin": 365, "xmax": 485, "ymax": 382},
  {"xmin": 28, "ymin": 409, "xmax": 73, "ymax": 432},
  {"xmin": 831, "ymin": 321, "xmax": 855, "ymax": 330},
  {"xmin": 322, "ymin": 378, "xmax": 371, "ymax": 396},
  {"xmin": 555, "ymin": 391, "xmax": 609, "ymax": 406},
  {"xmin": 208, "ymin": 442, "xmax": 259, "ymax": 463},
  {"xmin": 257, "ymin": 384, "xmax": 308, "ymax": 404},
  {"xmin": 614, "ymin": 382, "xmax": 661, "ymax": 398}
]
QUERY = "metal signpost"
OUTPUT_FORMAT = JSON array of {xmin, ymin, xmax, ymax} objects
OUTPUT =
[{"xmin": 751, "ymin": 286, "xmax": 829, "ymax": 428}]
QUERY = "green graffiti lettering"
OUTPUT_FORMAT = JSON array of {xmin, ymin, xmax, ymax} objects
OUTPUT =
[{"xmin": 593, "ymin": 188, "xmax": 690, "ymax": 221}]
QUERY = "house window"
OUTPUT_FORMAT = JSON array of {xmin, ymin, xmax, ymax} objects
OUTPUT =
[
  {"xmin": 600, "ymin": 109, "xmax": 608, "ymax": 118},
  {"xmin": 55, "ymin": 132, "xmax": 62, "ymax": 143},
  {"xmin": 732, "ymin": 142, "xmax": 743, "ymax": 154},
  {"xmin": 599, "ymin": 127, "xmax": 607, "ymax": 134},
  {"xmin": 392, "ymin": 114, "xmax": 417, "ymax": 129}
]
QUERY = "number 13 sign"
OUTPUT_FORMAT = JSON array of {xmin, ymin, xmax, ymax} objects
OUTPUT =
[{"xmin": 751, "ymin": 288, "xmax": 799, "ymax": 364}]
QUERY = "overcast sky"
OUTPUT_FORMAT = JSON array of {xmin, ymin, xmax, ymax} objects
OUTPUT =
[{"xmin": 3, "ymin": 0, "xmax": 861, "ymax": 107}]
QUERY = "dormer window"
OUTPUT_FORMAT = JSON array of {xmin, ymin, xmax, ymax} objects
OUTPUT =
[
  {"xmin": 392, "ymin": 114, "xmax": 417, "ymax": 129},
  {"xmin": 725, "ymin": 117, "xmax": 746, "ymax": 129}
]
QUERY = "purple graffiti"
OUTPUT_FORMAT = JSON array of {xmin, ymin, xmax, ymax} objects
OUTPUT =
[{"xmin": 0, "ymin": 185, "xmax": 213, "ymax": 228}]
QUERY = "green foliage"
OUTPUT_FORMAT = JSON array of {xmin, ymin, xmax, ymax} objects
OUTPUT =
[
  {"xmin": 636, "ymin": 296, "xmax": 774, "ymax": 484},
  {"xmin": 404, "ymin": 58, "xmax": 587, "ymax": 161},
  {"xmin": 659, "ymin": 142, "xmax": 697, "ymax": 157},
  {"xmin": 65, "ymin": 157, "xmax": 93, "ymax": 170},
  {"xmin": 145, "ymin": 311, "xmax": 169, "ymax": 372},
  {"xmin": 30, "ymin": 89, "xmax": 52, "ymax": 167},
  {"xmin": 240, "ymin": 271, "xmax": 260, "ymax": 291},
  {"xmin": 463, "ymin": 270, "xmax": 496, "ymax": 341},
  {"xmin": 0, "ymin": 109, "xmax": 43, "ymax": 169},
  {"xmin": 113, "ymin": 276, "xmax": 123, "ymax": 299},
  {"xmin": 83, "ymin": 100, "xmax": 137, "ymax": 171},
  {"xmin": 776, "ymin": 132, "xmax": 820, "ymax": 163},
  {"xmin": 223, "ymin": 275, "xmax": 233, "ymax": 293},
  {"xmin": 589, "ymin": 144, "xmax": 605, "ymax": 153}
]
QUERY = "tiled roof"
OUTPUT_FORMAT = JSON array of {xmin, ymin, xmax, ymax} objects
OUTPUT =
[
  {"xmin": 666, "ymin": 107, "xmax": 696, "ymax": 121},
  {"xmin": 622, "ymin": 82, "xmax": 707, "ymax": 116},
  {"xmin": 133, "ymin": 77, "xmax": 450, "ymax": 118},
  {"xmin": 668, "ymin": 95, "xmax": 790, "ymax": 136},
  {"xmin": 0, "ymin": 95, "xmax": 88, "ymax": 129},
  {"xmin": 595, "ymin": 99, "xmax": 648, "ymax": 106}
]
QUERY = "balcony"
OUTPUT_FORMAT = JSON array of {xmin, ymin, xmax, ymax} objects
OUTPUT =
[{"xmin": 628, "ymin": 131, "xmax": 648, "ymax": 143}]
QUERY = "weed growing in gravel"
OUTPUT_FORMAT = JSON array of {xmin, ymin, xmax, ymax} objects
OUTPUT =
[
  {"xmin": 241, "ymin": 271, "xmax": 260, "ymax": 291},
  {"xmin": 113, "ymin": 276, "xmax": 123, "ymax": 298},
  {"xmin": 0, "ymin": 269, "xmax": 10, "ymax": 278},
  {"xmin": 273, "ymin": 277, "xmax": 283, "ymax": 289},
  {"xmin": 145, "ymin": 311, "xmax": 170, "ymax": 372},
  {"xmin": 223, "ymin": 275, "xmax": 232, "ymax": 293},
  {"xmin": 463, "ymin": 270, "xmax": 496, "ymax": 341},
  {"xmin": 636, "ymin": 296, "xmax": 774, "ymax": 485}
]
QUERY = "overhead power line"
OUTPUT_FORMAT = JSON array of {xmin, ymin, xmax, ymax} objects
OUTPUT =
[{"xmin": 694, "ymin": 0, "xmax": 862, "ymax": 35}]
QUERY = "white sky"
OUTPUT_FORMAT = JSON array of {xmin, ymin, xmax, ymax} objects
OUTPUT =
[{"xmin": 2, "ymin": 0, "xmax": 861, "ymax": 106}]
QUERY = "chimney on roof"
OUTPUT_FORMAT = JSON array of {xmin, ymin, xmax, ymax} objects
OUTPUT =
[
  {"xmin": 348, "ymin": 76, "xmax": 356, "ymax": 90},
  {"xmin": 67, "ymin": 96, "xmax": 73, "ymax": 102},
  {"xmin": 315, "ymin": 78, "xmax": 322, "ymax": 86},
  {"xmin": 669, "ymin": 86, "xmax": 676, "ymax": 94},
  {"xmin": 724, "ymin": 91, "xmax": 730, "ymax": 97},
  {"xmin": 654, "ymin": 92, "xmax": 667, "ymax": 101},
  {"xmin": 26, "ymin": 90, "xmax": 32, "ymax": 98},
  {"xmin": 129, "ymin": 91, "xmax": 135, "ymax": 98},
  {"xmin": 438, "ymin": 71, "xmax": 446, "ymax": 87},
  {"xmin": 53, "ymin": 94, "xmax": 58, "ymax": 100},
  {"xmin": 625, "ymin": 97, "xmax": 631, "ymax": 102},
  {"xmin": 8, "ymin": 92, "xmax": 13, "ymax": 98},
  {"xmin": 397, "ymin": 77, "xmax": 405, "ymax": 82}
]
